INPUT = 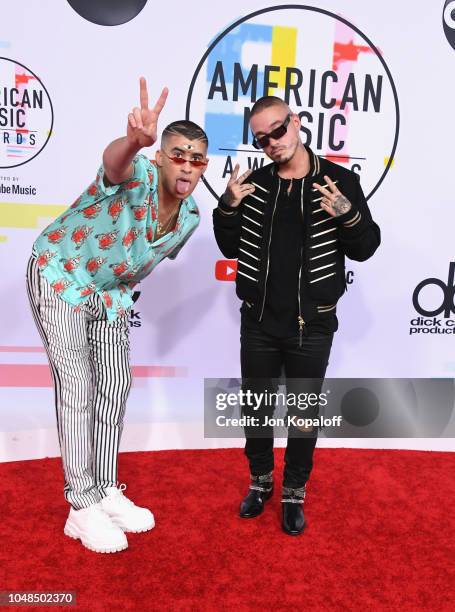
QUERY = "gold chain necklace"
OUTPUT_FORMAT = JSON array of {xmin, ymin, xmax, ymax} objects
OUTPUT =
[{"xmin": 156, "ymin": 202, "xmax": 181, "ymax": 237}]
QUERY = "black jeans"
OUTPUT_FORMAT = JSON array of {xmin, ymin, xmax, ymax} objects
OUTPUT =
[{"xmin": 240, "ymin": 319, "xmax": 334, "ymax": 489}]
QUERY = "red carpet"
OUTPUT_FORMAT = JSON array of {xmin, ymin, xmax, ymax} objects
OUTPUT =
[{"xmin": 1, "ymin": 448, "xmax": 454, "ymax": 611}]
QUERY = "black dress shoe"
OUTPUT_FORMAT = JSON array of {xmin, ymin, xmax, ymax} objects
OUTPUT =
[
  {"xmin": 239, "ymin": 486, "xmax": 273, "ymax": 518},
  {"xmin": 281, "ymin": 486, "xmax": 306, "ymax": 535},
  {"xmin": 239, "ymin": 473, "xmax": 274, "ymax": 518}
]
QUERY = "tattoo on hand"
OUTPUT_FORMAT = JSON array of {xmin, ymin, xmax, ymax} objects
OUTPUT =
[
  {"xmin": 332, "ymin": 194, "xmax": 351, "ymax": 216},
  {"xmin": 223, "ymin": 191, "xmax": 235, "ymax": 206}
]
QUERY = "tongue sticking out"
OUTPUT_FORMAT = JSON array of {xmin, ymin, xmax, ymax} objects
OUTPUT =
[{"xmin": 176, "ymin": 179, "xmax": 190, "ymax": 195}]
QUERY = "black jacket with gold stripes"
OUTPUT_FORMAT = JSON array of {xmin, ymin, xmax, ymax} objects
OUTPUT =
[{"xmin": 212, "ymin": 146, "xmax": 380, "ymax": 331}]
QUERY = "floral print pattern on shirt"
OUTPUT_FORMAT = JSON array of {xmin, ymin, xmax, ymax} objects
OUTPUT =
[{"xmin": 33, "ymin": 154, "xmax": 200, "ymax": 321}]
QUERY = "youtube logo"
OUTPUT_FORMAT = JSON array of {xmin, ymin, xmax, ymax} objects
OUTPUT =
[{"xmin": 215, "ymin": 259, "xmax": 237, "ymax": 281}]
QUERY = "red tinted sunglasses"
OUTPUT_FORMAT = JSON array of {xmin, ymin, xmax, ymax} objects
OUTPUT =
[{"xmin": 163, "ymin": 151, "xmax": 208, "ymax": 168}]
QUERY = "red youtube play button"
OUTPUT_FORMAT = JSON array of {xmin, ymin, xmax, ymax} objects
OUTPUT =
[{"xmin": 215, "ymin": 259, "xmax": 237, "ymax": 281}]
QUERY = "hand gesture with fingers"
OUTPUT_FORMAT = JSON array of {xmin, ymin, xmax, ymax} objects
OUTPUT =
[
  {"xmin": 313, "ymin": 175, "xmax": 352, "ymax": 218},
  {"xmin": 127, "ymin": 77, "xmax": 168, "ymax": 149},
  {"xmin": 223, "ymin": 165, "xmax": 256, "ymax": 208}
]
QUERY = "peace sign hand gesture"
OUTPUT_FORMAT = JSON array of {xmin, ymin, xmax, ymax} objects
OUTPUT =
[
  {"xmin": 223, "ymin": 164, "xmax": 256, "ymax": 208},
  {"xmin": 127, "ymin": 77, "xmax": 168, "ymax": 149},
  {"xmin": 313, "ymin": 175, "xmax": 352, "ymax": 218}
]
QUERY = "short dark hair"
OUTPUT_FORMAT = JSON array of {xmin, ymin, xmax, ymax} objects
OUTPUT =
[
  {"xmin": 250, "ymin": 96, "xmax": 289, "ymax": 118},
  {"xmin": 161, "ymin": 120, "xmax": 208, "ymax": 146}
]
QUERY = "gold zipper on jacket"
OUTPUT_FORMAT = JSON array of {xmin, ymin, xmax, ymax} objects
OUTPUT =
[{"xmin": 298, "ymin": 178, "xmax": 305, "ymax": 347}]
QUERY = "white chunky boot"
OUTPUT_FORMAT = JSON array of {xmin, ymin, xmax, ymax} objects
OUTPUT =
[{"xmin": 64, "ymin": 502, "xmax": 128, "ymax": 553}]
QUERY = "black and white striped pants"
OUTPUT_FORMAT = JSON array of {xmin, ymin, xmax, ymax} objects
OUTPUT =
[{"xmin": 26, "ymin": 253, "xmax": 132, "ymax": 510}]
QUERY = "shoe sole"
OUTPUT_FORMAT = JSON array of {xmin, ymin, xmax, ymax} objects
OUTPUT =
[
  {"xmin": 282, "ymin": 524, "xmax": 306, "ymax": 536},
  {"xmin": 120, "ymin": 522, "xmax": 155, "ymax": 533},
  {"xmin": 64, "ymin": 524, "xmax": 128, "ymax": 553},
  {"xmin": 240, "ymin": 512, "xmax": 263, "ymax": 519}
]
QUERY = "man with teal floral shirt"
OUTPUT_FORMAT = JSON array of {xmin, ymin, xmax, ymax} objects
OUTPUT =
[{"xmin": 25, "ymin": 77, "xmax": 209, "ymax": 554}]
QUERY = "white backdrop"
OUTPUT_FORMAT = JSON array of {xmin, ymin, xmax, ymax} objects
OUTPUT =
[{"xmin": 1, "ymin": 0, "xmax": 454, "ymax": 460}]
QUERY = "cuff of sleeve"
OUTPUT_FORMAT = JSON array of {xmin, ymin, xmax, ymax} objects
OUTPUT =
[
  {"xmin": 97, "ymin": 165, "xmax": 123, "ymax": 197},
  {"xmin": 335, "ymin": 205, "xmax": 362, "ymax": 228},
  {"xmin": 97, "ymin": 154, "xmax": 152, "ymax": 198},
  {"xmin": 217, "ymin": 194, "xmax": 239, "ymax": 215}
]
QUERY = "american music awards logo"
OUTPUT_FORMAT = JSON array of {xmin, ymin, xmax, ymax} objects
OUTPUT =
[
  {"xmin": 186, "ymin": 5, "xmax": 399, "ymax": 201},
  {"xmin": 0, "ymin": 57, "xmax": 53, "ymax": 169}
]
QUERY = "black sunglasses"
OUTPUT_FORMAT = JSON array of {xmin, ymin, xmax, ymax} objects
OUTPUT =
[{"xmin": 252, "ymin": 114, "xmax": 291, "ymax": 150}]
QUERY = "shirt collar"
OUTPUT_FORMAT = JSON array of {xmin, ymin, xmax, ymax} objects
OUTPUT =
[{"xmin": 181, "ymin": 193, "xmax": 199, "ymax": 214}]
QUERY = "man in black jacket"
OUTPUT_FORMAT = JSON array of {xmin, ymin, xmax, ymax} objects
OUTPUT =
[{"xmin": 212, "ymin": 96, "xmax": 380, "ymax": 535}]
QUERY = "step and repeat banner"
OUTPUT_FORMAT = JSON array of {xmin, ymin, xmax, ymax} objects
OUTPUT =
[{"xmin": 1, "ymin": 0, "xmax": 454, "ymax": 460}]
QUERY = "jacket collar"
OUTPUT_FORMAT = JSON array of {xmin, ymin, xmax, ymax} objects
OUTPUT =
[{"xmin": 269, "ymin": 143, "xmax": 320, "ymax": 178}]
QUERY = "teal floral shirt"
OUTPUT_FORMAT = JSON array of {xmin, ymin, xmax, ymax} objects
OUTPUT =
[{"xmin": 33, "ymin": 154, "xmax": 200, "ymax": 321}]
